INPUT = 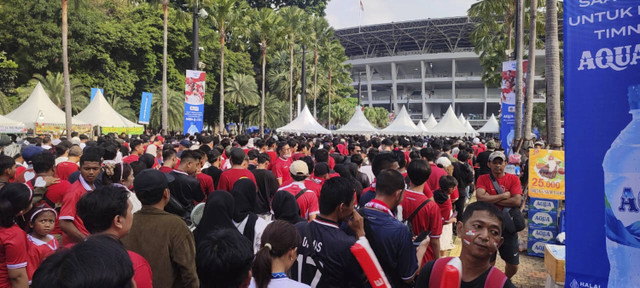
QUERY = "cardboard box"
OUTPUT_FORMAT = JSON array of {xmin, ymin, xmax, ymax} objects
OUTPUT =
[
  {"xmin": 529, "ymin": 198, "xmax": 560, "ymax": 213},
  {"xmin": 527, "ymin": 239, "xmax": 552, "ymax": 257},
  {"xmin": 544, "ymin": 244, "xmax": 565, "ymax": 283},
  {"xmin": 528, "ymin": 210, "xmax": 559, "ymax": 229},
  {"xmin": 529, "ymin": 227, "xmax": 558, "ymax": 242}
]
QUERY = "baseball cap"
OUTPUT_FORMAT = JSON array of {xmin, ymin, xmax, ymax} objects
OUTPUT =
[
  {"xmin": 436, "ymin": 157, "xmax": 452, "ymax": 168},
  {"xmin": 22, "ymin": 146, "xmax": 44, "ymax": 162},
  {"xmin": 155, "ymin": 135, "xmax": 164, "ymax": 144},
  {"xmin": 179, "ymin": 139, "xmax": 192, "ymax": 148},
  {"xmin": 486, "ymin": 141, "xmax": 496, "ymax": 149},
  {"xmin": 534, "ymin": 141, "xmax": 544, "ymax": 147},
  {"xmin": 472, "ymin": 137, "xmax": 480, "ymax": 145},
  {"xmin": 290, "ymin": 160, "xmax": 309, "ymax": 176},
  {"xmin": 488, "ymin": 151, "xmax": 506, "ymax": 162},
  {"xmin": 0, "ymin": 135, "xmax": 11, "ymax": 148},
  {"xmin": 133, "ymin": 169, "xmax": 175, "ymax": 195}
]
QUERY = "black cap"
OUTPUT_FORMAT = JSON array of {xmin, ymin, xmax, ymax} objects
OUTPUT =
[{"xmin": 134, "ymin": 169, "xmax": 175, "ymax": 195}]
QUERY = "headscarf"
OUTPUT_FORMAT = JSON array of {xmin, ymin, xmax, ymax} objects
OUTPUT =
[
  {"xmin": 271, "ymin": 190, "xmax": 305, "ymax": 225},
  {"xmin": 193, "ymin": 190, "xmax": 235, "ymax": 245},
  {"xmin": 231, "ymin": 179, "xmax": 259, "ymax": 244}
]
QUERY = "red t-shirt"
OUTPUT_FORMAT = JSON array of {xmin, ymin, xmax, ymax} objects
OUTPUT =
[
  {"xmin": 159, "ymin": 166, "xmax": 173, "ymax": 174},
  {"xmin": 59, "ymin": 181, "xmax": 91, "ymax": 245},
  {"xmin": 422, "ymin": 184, "xmax": 433, "ymax": 199},
  {"xmin": 31, "ymin": 179, "xmax": 71, "ymax": 235},
  {"xmin": 401, "ymin": 189, "xmax": 442, "ymax": 261},
  {"xmin": 278, "ymin": 182, "xmax": 319, "ymax": 220},
  {"xmin": 0, "ymin": 225, "xmax": 29, "ymax": 288},
  {"xmin": 271, "ymin": 157, "xmax": 292, "ymax": 184},
  {"xmin": 9, "ymin": 166, "xmax": 26, "ymax": 183},
  {"xmin": 217, "ymin": 168, "xmax": 257, "ymax": 192},
  {"xmin": 280, "ymin": 178, "xmax": 322, "ymax": 198},
  {"xmin": 196, "ymin": 173, "xmax": 215, "ymax": 196},
  {"xmin": 476, "ymin": 173, "xmax": 522, "ymax": 210},
  {"xmin": 451, "ymin": 187, "xmax": 459, "ymax": 202},
  {"xmin": 291, "ymin": 152, "xmax": 305, "ymax": 161},
  {"xmin": 26, "ymin": 234, "xmax": 58, "ymax": 281},
  {"xmin": 427, "ymin": 163, "xmax": 447, "ymax": 192},
  {"xmin": 265, "ymin": 151, "xmax": 277, "ymax": 170},
  {"xmin": 55, "ymin": 161, "xmax": 78, "ymax": 181},
  {"xmin": 128, "ymin": 251, "xmax": 154, "ymax": 288},
  {"xmin": 122, "ymin": 155, "xmax": 140, "ymax": 164}
]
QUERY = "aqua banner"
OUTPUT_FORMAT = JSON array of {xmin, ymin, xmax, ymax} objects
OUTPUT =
[{"xmin": 139, "ymin": 92, "xmax": 152, "ymax": 124}]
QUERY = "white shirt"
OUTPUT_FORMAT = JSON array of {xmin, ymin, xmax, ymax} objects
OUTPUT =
[
  {"xmin": 234, "ymin": 216, "xmax": 270, "ymax": 254},
  {"xmin": 359, "ymin": 165, "xmax": 375, "ymax": 185},
  {"xmin": 249, "ymin": 277, "xmax": 310, "ymax": 288}
]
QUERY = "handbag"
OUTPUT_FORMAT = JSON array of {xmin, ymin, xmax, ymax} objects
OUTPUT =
[{"xmin": 489, "ymin": 173, "xmax": 525, "ymax": 233}]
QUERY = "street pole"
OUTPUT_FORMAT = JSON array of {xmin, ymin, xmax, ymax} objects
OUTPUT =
[
  {"xmin": 192, "ymin": 0, "xmax": 199, "ymax": 70},
  {"xmin": 301, "ymin": 45, "xmax": 307, "ymax": 109}
]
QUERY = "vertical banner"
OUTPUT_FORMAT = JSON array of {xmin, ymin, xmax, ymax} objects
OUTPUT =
[
  {"xmin": 90, "ymin": 88, "xmax": 104, "ymax": 102},
  {"xmin": 565, "ymin": 1, "xmax": 640, "ymax": 287},
  {"xmin": 138, "ymin": 92, "xmax": 153, "ymax": 124},
  {"xmin": 184, "ymin": 70, "xmax": 206, "ymax": 135},
  {"xmin": 499, "ymin": 60, "xmax": 527, "ymax": 154},
  {"xmin": 528, "ymin": 149, "xmax": 565, "ymax": 200}
]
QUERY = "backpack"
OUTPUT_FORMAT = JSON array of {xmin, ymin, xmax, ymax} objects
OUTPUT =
[
  {"xmin": 401, "ymin": 199, "xmax": 431, "ymax": 238},
  {"xmin": 429, "ymin": 257, "xmax": 508, "ymax": 288}
]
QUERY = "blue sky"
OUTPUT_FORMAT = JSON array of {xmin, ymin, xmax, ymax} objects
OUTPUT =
[{"xmin": 325, "ymin": 0, "xmax": 477, "ymax": 29}]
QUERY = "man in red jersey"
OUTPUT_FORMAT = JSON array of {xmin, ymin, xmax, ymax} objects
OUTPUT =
[
  {"xmin": 217, "ymin": 148, "xmax": 256, "ymax": 192},
  {"xmin": 270, "ymin": 142, "xmax": 292, "ymax": 185}
]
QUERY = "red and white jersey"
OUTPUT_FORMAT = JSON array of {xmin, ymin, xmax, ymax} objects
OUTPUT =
[
  {"xmin": 0, "ymin": 225, "xmax": 29, "ymax": 288},
  {"xmin": 278, "ymin": 182, "xmax": 319, "ymax": 220}
]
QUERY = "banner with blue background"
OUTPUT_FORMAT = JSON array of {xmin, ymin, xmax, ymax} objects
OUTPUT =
[
  {"xmin": 138, "ymin": 92, "xmax": 152, "ymax": 124},
  {"xmin": 500, "ymin": 60, "xmax": 526, "ymax": 154},
  {"xmin": 565, "ymin": 1, "xmax": 640, "ymax": 287},
  {"xmin": 183, "ymin": 70, "xmax": 206, "ymax": 135}
]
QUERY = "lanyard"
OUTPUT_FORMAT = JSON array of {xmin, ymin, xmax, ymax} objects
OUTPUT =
[{"xmin": 365, "ymin": 199, "xmax": 394, "ymax": 217}]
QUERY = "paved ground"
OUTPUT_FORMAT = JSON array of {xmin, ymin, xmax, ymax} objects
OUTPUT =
[{"xmin": 446, "ymin": 197, "xmax": 550, "ymax": 288}]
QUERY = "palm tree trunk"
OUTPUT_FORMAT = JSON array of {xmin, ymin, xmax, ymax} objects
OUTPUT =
[
  {"xmin": 514, "ymin": 0, "xmax": 524, "ymax": 147},
  {"xmin": 219, "ymin": 31, "xmax": 226, "ymax": 134},
  {"xmin": 328, "ymin": 68, "xmax": 332, "ymax": 129},
  {"xmin": 524, "ymin": 0, "xmax": 537, "ymax": 143},
  {"xmin": 260, "ymin": 44, "xmax": 266, "ymax": 137},
  {"xmin": 313, "ymin": 50, "xmax": 318, "ymax": 118},
  {"xmin": 162, "ymin": 2, "xmax": 168, "ymax": 133},
  {"xmin": 546, "ymin": 0, "xmax": 562, "ymax": 149},
  {"xmin": 62, "ymin": 0, "xmax": 72, "ymax": 138},
  {"xmin": 289, "ymin": 45, "xmax": 294, "ymax": 122}
]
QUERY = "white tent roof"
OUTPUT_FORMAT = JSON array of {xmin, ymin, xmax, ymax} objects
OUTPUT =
[
  {"xmin": 0, "ymin": 114, "xmax": 26, "ymax": 133},
  {"xmin": 276, "ymin": 106, "xmax": 331, "ymax": 135},
  {"xmin": 334, "ymin": 106, "xmax": 379, "ymax": 135},
  {"xmin": 74, "ymin": 90, "xmax": 142, "ymax": 128},
  {"xmin": 5, "ymin": 82, "xmax": 86, "ymax": 128},
  {"xmin": 426, "ymin": 106, "xmax": 475, "ymax": 137},
  {"xmin": 417, "ymin": 120, "xmax": 429, "ymax": 133},
  {"xmin": 477, "ymin": 114, "xmax": 500, "ymax": 133},
  {"xmin": 458, "ymin": 113, "xmax": 467, "ymax": 126},
  {"xmin": 380, "ymin": 106, "xmax": 421, "ymax": 136},
  {"xmin": 464, "ymin": 120, "xmax": 479, "ymax": 136},
  {"xmin": 424, "ymin": 114, "xmax": 438, "ymax": 130}
]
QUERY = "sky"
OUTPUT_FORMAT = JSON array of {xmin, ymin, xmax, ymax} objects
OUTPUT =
[{"xmin": 325, "ymin": 0, "xmax": 478, "ymax": 29}]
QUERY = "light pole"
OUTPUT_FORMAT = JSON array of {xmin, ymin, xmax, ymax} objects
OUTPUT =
[{"xmin": 192, "ymin": 1, "xmax": 208, "ymax": 70}]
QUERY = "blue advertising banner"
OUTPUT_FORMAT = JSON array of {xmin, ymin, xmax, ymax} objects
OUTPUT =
[
  {"xmin": 90, "ymin": 88, "xmax": 104, "ymax": 102},
  {"xmin": 183, "ymin": 70, "xmax": 205, "ymax": 135},
  {"xmin": 565, "ymin": 1, "xmax": 640, "ymax": 287},
  {"xmin": 138, "ymin": 92, "xmax": 152, "ymax": 124},
  {"xmin": 500, "ymin": 60, "xmax": 526, "ymax": 154}
]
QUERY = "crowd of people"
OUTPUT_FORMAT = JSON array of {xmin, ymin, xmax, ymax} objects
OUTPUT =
[{"xmin": 0, "ymin": 130, "xmax": 541, "ymax": 287}]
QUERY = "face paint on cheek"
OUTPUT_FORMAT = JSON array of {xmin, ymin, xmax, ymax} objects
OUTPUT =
[
  {"xmin": 465, "ymin": 230, "xmax": 477, "ymax": 237},
  {"xmin": 493, "ymin": 241, "xmax": 500, "ymax": 250},
  {"xmin": 463, "ymin": 239, "xmax": 471, "ymax": 245}
]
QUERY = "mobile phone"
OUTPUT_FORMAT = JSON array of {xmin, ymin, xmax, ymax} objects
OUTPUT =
[
  {"xmin": 450, "ymin": 211, "xmax": 458, "ymax": 220},
  {"xmin": 413, "ymin": 231, "xmax": 431, "ymax": 245}
]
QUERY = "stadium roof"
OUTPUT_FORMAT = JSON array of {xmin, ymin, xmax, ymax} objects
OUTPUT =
[{"xmin": 335, "ymin": 16, "xmax": 475, "ymax": 58}]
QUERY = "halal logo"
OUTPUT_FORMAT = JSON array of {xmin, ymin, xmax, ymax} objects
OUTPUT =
[{"xmin": 570, "ymin": 279, "xmax": 579, "ymax": 288}]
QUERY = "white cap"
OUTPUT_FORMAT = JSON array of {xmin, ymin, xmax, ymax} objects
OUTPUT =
[{"xmin": 436, "ymin": 157, "xmax": 452, "ymax": 168}]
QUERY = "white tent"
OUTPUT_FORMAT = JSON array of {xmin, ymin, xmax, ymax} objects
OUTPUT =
[
  {"xmin": 458, "ymin": 113, "xmax": 467, "ymax": 126},
  {"xmin": 276, "ymin": 105, "xmax": 331, "ymax": 135},
  {"xmin": 464, "ymin": 120, "xmax": 479, "ymax": 136},
  {"xmin": 5, "ymin": 82, "xmax": 86, "ymax": 129},
  {"xmin": 0, "ymin": 115, "xmax": 26, "ymax": 133},
  {"xmin": 426, "ymin": 106, "xmax": 475, "ymax": 137},
  {"xmin": 424, "ymin": 114, "xmax": 438, "ymax": 130},
  {"xmin": 380, "ymin": 106, "xmax": 421, "ymax": 136},
  {"xmin": 74, "ymin": 90, "xmax": 142, "ymax": 132},
  {"xmin": 417, "ymin": 120, "xmax": 429, "ymax": 134},
  {"xmin": 476, "ymin": 114, "xmax": 500, "ymax": 133},
  {"xmin": 334, "ymin": 106, "xmax": 379, "ymax": 135}
]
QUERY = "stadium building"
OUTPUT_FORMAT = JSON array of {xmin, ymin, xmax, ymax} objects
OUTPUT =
[{"xmin": 335, "ymin": 16, "xmax": 547, "ymax": 127}]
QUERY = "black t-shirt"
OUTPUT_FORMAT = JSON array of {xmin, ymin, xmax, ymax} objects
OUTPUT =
[
  {"xmin": 251, "ymin": 168, "xmax": 279, "ymax": 214},
  {"xmin": 291, "ymin": 217, "xmax": 366, "ymax": 288},
  {"xmin": 202, "ymin": 166, "xmax": 223, "ymax": 188},
  {"xmin": 415, "ymin": 260, "xmax": 516, "ymax": 288}
]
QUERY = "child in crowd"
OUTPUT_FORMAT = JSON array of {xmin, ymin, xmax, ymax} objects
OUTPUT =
[
  {"xmin": 27, "ymin": 208, "xmax": 58, "ymax": 281},
  {"xmin": 0, "ymin": 183, "xmax": 33, "ymax": 288},
  {"xmin": 433, "ymin": 175, "xmax": 459, "ymax": 257}
]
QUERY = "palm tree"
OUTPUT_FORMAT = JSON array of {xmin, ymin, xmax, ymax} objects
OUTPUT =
[
  {"xmin": 150, "ymin": 88, "xmax": 184, "ymax": 131},
  {"xmin": 162, "ymin": 0, "xmax": 169, "ymax": 134},
  {"xmin": 18, "ymin": 72, "xmax": 89, "ymax": 113},
  {"xmin": 251, "ymin": 8, "xmax": 283, "ymax": 137},
  {"xmin": 545, "ymin": 0, "xmax": 561, "ymax": 148},
  {"xmin": 225, "ymin": 73, "xmax": 259, "ymax": 130},
  {"xmin": 523, "ymin": 0, "xmax": 538, "ymax": 143},
  {"xmin": 309, "ymin": 16, "xmax": 333, "ymax": 118},
  {"xmin": 209, "ymin": 0, "xmax": 246, "ymax": 134},
  {"xmin": 514, "ymin": 0, "xmax": 525, "ymax": 147},
  {"xmin": 0, "ymin": 91, "xmax": 10, "ymax": 114},
  {"xmin": 320, "ymin": 39, "xmax": 347, "ymax": 128},
  {"xmin": 245, "ymin": 93, "xmax": 287, "ymax": 129},
  {"xmin": 364, "ymin": 106, "xmax": 390, "ymax": 128},
  {"xmin": 62, "ymin": 0, "xmax": 72, "ymax": 137},
  {"xmin": 280, "ymin": 6, "xmax": 307, "ymax": 122}
]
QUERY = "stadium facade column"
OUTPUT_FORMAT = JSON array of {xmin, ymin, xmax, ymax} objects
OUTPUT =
[
  {"xmin": 391, "ymin": 62, "xmax": 398, "ymax": 114},
  {"xmin": 366, "ymin": 64, "xmax": 373, "ymax": 108},
  {"xmin": 451, "ymin": 59, "xmax": 456, "ymax": 113},
  {"xmin": 484, "ymin": 85, "xmax": 488, "ymax": 120},
  {"xmin": 421, "ymin": 60, "xmax": 427, "ymax": 119}
]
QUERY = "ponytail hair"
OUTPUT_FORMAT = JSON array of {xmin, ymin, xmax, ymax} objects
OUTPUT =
[
  {"xmin": 102, "ymin": 162, "xmax": 132, "ymax": 186},
  {"xmin": 252, "ymin": 220, "xmax": 301, "ymax": 288},
  {"xmin": 0, "ymin": 183, "xmax": 33, "ymax": 227}
]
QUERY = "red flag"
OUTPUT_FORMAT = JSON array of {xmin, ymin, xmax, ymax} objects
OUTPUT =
[{"xmin": 360, "ymin": 0, "xmax": 364, "ymax": 11}]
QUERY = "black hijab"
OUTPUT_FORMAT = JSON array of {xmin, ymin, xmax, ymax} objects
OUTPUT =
[
  {"xmin": 271, "ymin": 190, "xmax": 306, "ymax": 225},
  {"xmin": 231, "ymin": 179, "xmax": 259, "ymax": 243},
  {"xmin": 193, "ymin": 190, "xmax": 235, "ymax": 246}
]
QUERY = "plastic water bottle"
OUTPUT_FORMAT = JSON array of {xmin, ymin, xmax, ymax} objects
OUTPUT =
[{"xmin": 603, "ymin": 84, "xmax": 640, "ymax": 287}]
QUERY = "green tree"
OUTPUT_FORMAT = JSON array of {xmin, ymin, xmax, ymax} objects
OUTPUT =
[
  {"xmin": 523, "ymin": 0, "xmax": 538, "ymax": 143},
  {"xmin": 18, "ymin": 72, "xmax": 88, "ymax": 113},
  {"xmin": 106, "ymin": 95, "xmax": 137, "ymax": 122},
  {"xmin": 364, "ymin": 106, "xmax": 390, "ymax": 128},
  {"xmin": 309, "ymin": 16, "xmax": 332, "ymax": 118},
  {"xmin": 245, "ymin": 93, "xmax": 287, "ymax": 130},
  {"xmin": 225, "ymin": 72, "xmax": 259, "ymax": 128},
  {"xmin": 280, "ymin": 6, "xmax": 307, "ymax": 122},
  {"xmin": 0, "ymin": 52, "xmax": 18, "ymax": 114},
  {"xmin": 546, "ymin": 0, "xmax": 562, "ymax": 148},
  {"xmin": 244, "ymin": 0, "xmax": 328, "ymax": 16},
  {"xmin": 330, "ymin": 98, "xmax": 356, "ymax": 127},
  {"xmin": 320, "ymin": 39, "xmax": 348, "ymax": 128},
  {"xmin": 150, "ymin": 88, "xmax": 184, "ymax": 131}
]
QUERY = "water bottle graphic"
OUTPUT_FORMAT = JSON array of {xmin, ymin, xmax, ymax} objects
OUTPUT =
[
  {"xmin": 603, "ymin": 84, "xmax": 640, "ymax": 287},
  {"xmin": 187, "ymin": 123, "xmax": 199, "ymax": 135}
]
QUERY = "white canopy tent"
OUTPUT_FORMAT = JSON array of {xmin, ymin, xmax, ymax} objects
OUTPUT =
[
  {"xmin": 5, "ymin": 82, "xmax": 86, "ymax": 129},
  {"xmin": 334, "ymin": 106, "xmax": 379, "ymax": 135},
  {"xmin": 0, "ymin": 115, "xmax": 26, "ymax": 134},
  {"xmin": 424, "ymin": 114, "xmax": 438, "ymax": 130},
  {"xmin": 458, "ymin": 113, "xmax": 467, "ymax": 126},
  {"xmin": 276, "ymin": 105, "xmax": 331, "ymax": 135},
  {"xmin": 464, "ymin": 120, "xmax": 479, "ymax": 136},
  {"xmin": 476, "ymin": 114, "xmax": 500, "ymax": 133},
  {"xmin": 417, "ymin": 120, "xmax": 429, "ymax": 134},
  {"xmin": 426, "ymin": 106, "xmax": 475, "ymax": 137},
  {"xmin": 74, "ymin": 90, "xmax": 143, "ymax": 133},
  {"xmin": 380, "ymin": 106, "xmax": 421, "ymax": 136}
]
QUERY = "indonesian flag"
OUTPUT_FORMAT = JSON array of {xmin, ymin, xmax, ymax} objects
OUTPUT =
[{"xmin": 360, "ymin": 0, "xmax": 364, "ymax": 11}]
